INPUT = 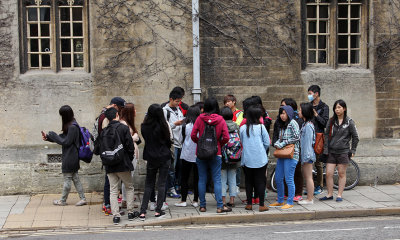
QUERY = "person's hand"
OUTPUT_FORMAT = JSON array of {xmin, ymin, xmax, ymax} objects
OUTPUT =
[
  {"xmin": 174, "ymin": 119, "xmax": 184, "ymax": 126},
  {"xmin": 313, "ymin": 109, "xmax": 318, "ymax": 117},
  {"xmin": 348, "ymin": 152, "xmax": 355, "ymax": 158},
  {"xmin": 41, "ymin": 131, "xmax": 47, "ymax": 141}
]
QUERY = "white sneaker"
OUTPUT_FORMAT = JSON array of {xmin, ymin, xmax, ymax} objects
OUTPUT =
[
  {"xmin": 174, "ymin": 202, "xmax": 187, "ymax": 207},
  {"xmin": 298, "ymin": 200, "xmax": 314, "ymax": 205},
  {"xmin": 191, "ymin": 202, "xmax": 199, "ymax": 208},
  {"xmin": 236, "ymin": 186, "xmax": 240, "ymax": 193},
  {"xmin": 149, "ymin": 202, "xmax": 156, "ymax": 211},
  {"xmin": 75, "ymin": 199, "xmax": 87, "ymax": 206},
  {"xmin": 161, "ymin": 202, "xmax": 169, "ymax": 210}
]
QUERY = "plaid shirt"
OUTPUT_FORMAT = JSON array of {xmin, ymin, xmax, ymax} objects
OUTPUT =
[{"xmin": 274, "ymin": 119, "xmax": 300, "ymax": 161}]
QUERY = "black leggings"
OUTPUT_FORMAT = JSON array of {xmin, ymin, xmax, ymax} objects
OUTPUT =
[
  {"xmin": 243, "ymin": 164, "xmax": 267, "ymax": 206},
  {"xmin": 180, "ymin": 159, "xmax": 199, "ymax": 202}
]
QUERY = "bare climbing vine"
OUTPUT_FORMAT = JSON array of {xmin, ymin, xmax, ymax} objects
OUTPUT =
[
  {"xmin": 92, "ymin": 0, "xmax": 299, "ymax": 88},
  {"xmin": 374, "ymin": 0, "xmax": 400, "ymax": 88}
]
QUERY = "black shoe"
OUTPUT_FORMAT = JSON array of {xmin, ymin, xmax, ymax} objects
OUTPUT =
[
  {"xmin": 128, "ymin": 211, "xmax": 140, "ymax": 221},
  {"xmin": 155, "ymin": 211, "xmax": 166, "ymax": 218},
  {"xmin": 113, "ymin": 216, "xmax": 120, "ymax": 225}
]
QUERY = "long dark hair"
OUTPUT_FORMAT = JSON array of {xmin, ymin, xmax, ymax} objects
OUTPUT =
[
  {"xmin": 59, "ymin": 105, "xmax": 75, "ymax": 134},
  {"xmin": 251, "ymin": 96, "xmax": 267, "ymax": 118},
  {"xmin": 204, "ymin": 97, "xmax": 220, "ymax": 115},
  {"xmin": 185, "ymin": 105, "xmax": 201, "ymax": 124},
  {"xmin": 120, "ymin": 103, "xmax": 137, "ymax": 134},
  {"xmin": 300, "ymin": 102, "xmax": 314, "ymax": 122},
  {"xmin": 277, "ymin": 107, "xmax": 290, "ymax": 129},
  {"xmin": 332, "ymin": 99, "xmax": 347, "ymax": 125},
  {"xmin": 245, "ymin": 105, "xmax": 262, "ymax": 137},
  {"xmin": 142, "ymin": 104, "xmax": 171, "ymax": 142}
]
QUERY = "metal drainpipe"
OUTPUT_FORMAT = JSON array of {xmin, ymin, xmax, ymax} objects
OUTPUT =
[{"xmin": 192, "ymin": 0, "xmax": 201, "ymax": 103}]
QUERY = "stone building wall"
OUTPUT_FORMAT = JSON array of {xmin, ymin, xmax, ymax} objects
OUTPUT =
[
  {"xmin": 373, "ymin": 0, "xmax": 400, "ymax": 138},
  {"xmin": 0, "ymin": 0, "xmax": 400, "ymax": 195}
]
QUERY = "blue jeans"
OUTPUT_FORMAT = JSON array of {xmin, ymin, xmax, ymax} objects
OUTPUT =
[
  {"xmin": 221, "ymin": 168, "xmax": 237, "ymax": 197},
  {"xmin": 275, "ymin": 158, "xmax": 298, "ymax": 205},
  {"xmin": 196, "ymin": 156, "xmax": 223, "ymax": 208}
]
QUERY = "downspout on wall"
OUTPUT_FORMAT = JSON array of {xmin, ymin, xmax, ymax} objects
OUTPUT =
[{"xmin": 192, "ymin": 0, "xmax": 201, "ymax": 103}]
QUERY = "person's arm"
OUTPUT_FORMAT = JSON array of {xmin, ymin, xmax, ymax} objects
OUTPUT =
[
  {"xmin": 191, "ymin": 118, "xmax": 200, "ymax": 143},
  {"xmin": 163, "ymin": 108, "xmax": 176, "ymax": 129},
  {"xmin": 315, "ymin": 104, "xmax": 329, "ymax": 130},
  {"xmin": 261, "ymin": 125, "xmax": 270, "ymax": 151},
  {"xmin": 46, "ymin": 125, "xmax": 78, "ymax": 147},
  {"xmin": 272, "ymin": 120, "xmax": 279, "ymax": 146},
  {"xmin": 349, "ymin": 120, "xmax": 359, "ymax": 156},
  {"xmin": 122, "ymin": 126, "xmax": 135, "ymax": 155},
  {"xmin": 303, "ymin": 124, "xmax": 315, "ymax": 161}
]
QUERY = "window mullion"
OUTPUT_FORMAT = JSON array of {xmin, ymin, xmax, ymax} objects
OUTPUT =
[{"xmin": 70, "ymin": 7, "xmax": 74, "ymax": 70}]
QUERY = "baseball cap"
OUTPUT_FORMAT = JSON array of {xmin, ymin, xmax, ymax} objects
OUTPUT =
[{"xmin": 110, "ymin": 97, "xmax": 126, "ymax": 107}]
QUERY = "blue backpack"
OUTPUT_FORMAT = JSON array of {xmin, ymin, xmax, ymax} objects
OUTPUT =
[{"xmin": 73, "ymin": 123, "xmax": 93, "ymax": 163}]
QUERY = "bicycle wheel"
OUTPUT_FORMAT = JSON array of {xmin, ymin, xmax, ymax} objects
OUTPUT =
[
  {"xmin": 270, "ymin": 169, "xmax": 277, "ymax": 192},
  {"xmin": 333, "ymin": 159, "xmax": 360, "ymax": 190}
]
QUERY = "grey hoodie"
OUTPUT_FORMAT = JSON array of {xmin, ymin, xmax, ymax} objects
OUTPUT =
[{"xmin": 323, "ymin": 116, "xmax": 359, "ymax": 155}]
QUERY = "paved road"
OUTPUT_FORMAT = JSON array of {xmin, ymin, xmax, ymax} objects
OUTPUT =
[{"xmin": 5, "ymin": 216, "xmax": 400, "ymax": 240}]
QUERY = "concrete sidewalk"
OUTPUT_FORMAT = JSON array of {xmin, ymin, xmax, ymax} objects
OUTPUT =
[{"xmin": 1, "ymin": 185, "xmax": 400, "ymax": 231}]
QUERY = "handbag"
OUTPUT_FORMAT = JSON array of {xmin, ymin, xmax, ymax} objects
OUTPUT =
[
  {"xmin": 273, "ymin": 144, "xmax": 295, "ymax": 159},
  {"xmin": 273, "ymin": 129, "xmax": 294, "ymax": 159},
  {"xmin": 314, "ymin": 133, "xmax": 324, "ymax": 155}
]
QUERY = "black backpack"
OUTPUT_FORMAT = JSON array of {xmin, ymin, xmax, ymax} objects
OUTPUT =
[
  {"xmin": 197, "ymin": 120, "xmax": 218, "ymax": 160},
  {"xmin": 98, "ymin": 124, "xmax": 125, "ymax": 166}
]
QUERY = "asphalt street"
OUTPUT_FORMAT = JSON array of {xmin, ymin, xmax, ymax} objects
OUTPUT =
[{"xmin": 5, "ymin": 216, "xmax": 400, "ymax": 240}]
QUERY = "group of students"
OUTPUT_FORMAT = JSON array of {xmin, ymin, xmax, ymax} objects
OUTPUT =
[{"xmin": 41, "ymin": 85, "xmax": 359, "ymax": 225}]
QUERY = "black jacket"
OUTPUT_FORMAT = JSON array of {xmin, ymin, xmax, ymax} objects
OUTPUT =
[
  {"xmin": 312, "ymin": 100, "xmax": 329, "ymax": 133},
  {"xmin": 47, "ymin": 123, "xmax": 80, "ymax": 173},
  {"xmin": 323, "ymin": 116, "xmax": 359, "ymax": 155},
  {"xmin": 141, "ymin": 123, "xmax": 172, "ymax": 162},
  {"xmin": 103, "ymin": 121, "xmax": 135, "ymax": 174}
]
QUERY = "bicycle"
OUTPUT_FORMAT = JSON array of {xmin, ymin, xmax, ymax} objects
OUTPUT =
[{"xmin": 270, "ymin": 158, "xmax": 360, "ymax": 192}]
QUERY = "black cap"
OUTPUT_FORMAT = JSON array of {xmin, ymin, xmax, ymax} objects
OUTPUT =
[{"xmin": 110, "ymin": 97, "xmax": 126, "ymax": 107}]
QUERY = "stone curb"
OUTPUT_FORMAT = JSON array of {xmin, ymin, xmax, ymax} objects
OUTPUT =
[{"xmin": 2, "ymin": 207, "xmax": 400, "ymax": 234}]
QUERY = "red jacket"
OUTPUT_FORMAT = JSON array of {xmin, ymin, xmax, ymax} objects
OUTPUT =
[{"xmin": 191, "ymin": 113, "xmax": 230, "ymax": 156}]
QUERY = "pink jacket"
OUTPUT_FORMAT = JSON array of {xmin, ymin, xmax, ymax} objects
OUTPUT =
[{"xmin": 191, "ymin": 113, "xmax": 230, "ymax": 156}]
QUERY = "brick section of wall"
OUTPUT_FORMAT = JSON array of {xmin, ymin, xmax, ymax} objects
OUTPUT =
[
  {"xmin": 199, "ymin": 1, "xmax": 305, "ymax": 112},
  {"xmin": 373, "ymin": 0, "xmax": 400, "ymax": 138}
]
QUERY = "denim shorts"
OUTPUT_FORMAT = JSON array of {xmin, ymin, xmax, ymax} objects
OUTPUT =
[{"xmin": 301, "ymin": 160, "xmax": 314, "ymax": 165}]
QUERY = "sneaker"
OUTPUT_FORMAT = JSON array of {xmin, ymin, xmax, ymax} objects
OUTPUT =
[
  {"xmin": 269, "ymin": 202, "xmax": 285, "ymax": 207},
  {"xmin": 155, "ymin": 211, "xmax": 166, "ymax": 218},
  {"xmin": 298, "ymin": 200, "xmax": 314, "ymax": 205},
  {"xmin": 161, "ymin": 202, "xmax": 169, "ymax": 210},
  {"xmin": 139, "ymin": 213, "xmax": 145, "ymax": 221},
  {"xmin": 128, "ymin": 211, "xmax": 140, "ymax": 221},
  {"xmin": 314, "ymin": 186, "xmax": 323, "ymax": 195},
  {"xmin": 293, "ymin": 196, "xmax": 303, "ymax": 202},
  {"xmin": 174, "ymin": 202, "xmax": 187, "ymax": 207},
  {"xmin": 191, "ymin": 202, "xmax": 199, "ymax": 208},
  {"xmin": 53, "ymin": 200, "xmax": 67, "ymax": 206},
  {"xmin": 236, "ymin": 186, "xmax": 240, "ymax": 193},
  {"xmin": 149, "ymin": 202, "xmax": 156, "ymax": 211},
  {"xmin": 113, "ymin": 216, "xmax": 120, "ymax": 225},
  {"xmin": 75, "ymin": 199, "xmax": 87, "ymax": 206},
  {"xmin": 281, "ymin": 204, "xmax": 294, "ymax": 210},
  {"xmin": 105, "ymin": 207, "xmax": 112, "ymax": 216},
  {"xmin": 168, "ymin": 188, "xmax": 181, "ymax": 198}
]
